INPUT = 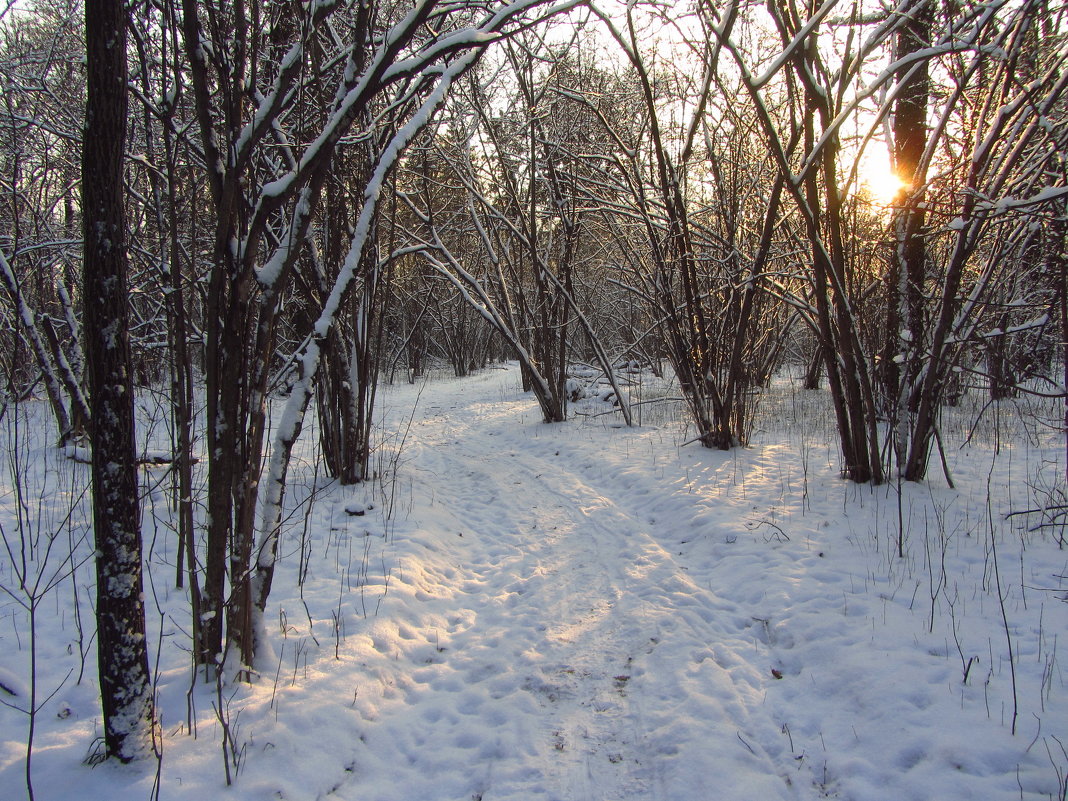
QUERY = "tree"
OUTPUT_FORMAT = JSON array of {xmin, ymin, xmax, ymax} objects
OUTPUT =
[
  {"xmin": 882, "ymin": 0, "xmax": 932, "ymax": 450},
  {"xmin": 0, "ymin": 0, "xmax": 89, "ymax": 446},
  {"xmin": 894, "ymin": 0, "xmax": 1068, "ymax": 480},
  {"xmin": 168, "ymin": 0, "xmax": 584, "ymax": 674},
  {"xmin": 405, "ymin": 40, "xmax": 634, "ymax": 426},
  {"xmin": 701, "ymin": 0, "xmax": 1067, "ymax": 484},
  {"xmin": 82, "ymin": 0, "xmax": 154, "ymax": 761},
  {"xmin": 589, "ymin": 3, "xmax": 787, "ymax": 449}
]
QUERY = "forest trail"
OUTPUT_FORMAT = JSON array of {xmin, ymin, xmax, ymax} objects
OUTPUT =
[{"xmin": 341, "ymin": 372, "xmax": 799, "ymax": 801}]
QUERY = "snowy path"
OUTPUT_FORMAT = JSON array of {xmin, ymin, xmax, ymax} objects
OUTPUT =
[{"xmin": 336, "ymin": 377, "xmax": 799, "ymax": 801}]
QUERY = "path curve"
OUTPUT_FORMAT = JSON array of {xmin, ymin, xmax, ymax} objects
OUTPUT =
[{"xmin": 331, "ymin": 373, "xmax": 801, "ymax": 801}]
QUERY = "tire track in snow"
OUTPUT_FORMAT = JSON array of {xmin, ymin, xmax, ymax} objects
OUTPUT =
[
  {"xmin": 397, "ymin": 389, "xmax": 799, "ymax": 801},
  {"xmin": 410, "ymin": 430, "xmax": 653, "ymax": 799}
]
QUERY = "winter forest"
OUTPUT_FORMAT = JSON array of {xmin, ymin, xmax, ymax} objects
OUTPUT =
[{"xmin": 0, "ymin": 0, "xmax": 1066, "ymax": 798}]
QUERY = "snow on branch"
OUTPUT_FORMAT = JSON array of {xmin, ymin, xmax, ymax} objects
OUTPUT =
[{"xmin": 253, "ymin": 0, "xmax": 583, "ymax": 287}]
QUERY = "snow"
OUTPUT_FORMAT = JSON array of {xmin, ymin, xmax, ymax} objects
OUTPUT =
[
  {"xmin": 0, "ymin": 666, "xmax": 29, "ymax": 700},
  {"xmin": 1, "ymin": 365, "xmax": 1067, "ymax": 800},
  {"xmin": 977, "ymin": 186, "xmax": 1068, "ymax": 214}
]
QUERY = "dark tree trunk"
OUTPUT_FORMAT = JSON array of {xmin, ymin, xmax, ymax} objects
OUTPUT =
[
  {"xmin": 313, "ymin": 268, "xmax": 381, "ymax": 486},
  {"xmin": 800, "ymin": 79, "xmax": 883, "ymax": 484},
  {"xmin": 987, "ymin": 315, "xmax": 1017, "ymax": 401},
  {"xmin": 83, "ymin": 0, "xmax": 154, "ymax": 761},
  {"xmin": 1054, "ymin": 220, "xmax": 1068, "ymax": 486},
  {"xmin": 803, "ymin": 341, "xmax": 823, "ymax": 390},
  {"xmin": 314, "ymin": 139, "xmax": 382, "ymax": 486},
  {"xmin": 885, "ymin": 0, "xmax": 932, "ymax": 475}
]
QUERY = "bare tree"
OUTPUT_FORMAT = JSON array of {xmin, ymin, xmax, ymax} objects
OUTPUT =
[
  {"xmin": 893, "ymin": 0, "xmax": 1068, "ymax": 480},
  {"xmin": 0, "ymin": 1, "xmax": 89, "ymax": 445},
  {"xmin": 403, "ymin": 40, "xmax": 634, "ymax": 425},
  {"xmin": 699, "ymin": 0, "xmax": 1068, "ymax": 485},
  {"xmin": 204, "ymin": 0, "xmax": 585, "ymax": 673},
  {"xmin": 587, "ymin": 4, "xmax": 788, "ymax": 448},
  {"xmin": 882, "ymin": 0, "xmax": 932, "ymax": 449}
]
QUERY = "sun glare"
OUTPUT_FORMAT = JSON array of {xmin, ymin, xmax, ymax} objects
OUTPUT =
[{"xmin": 860, "ymin": 155, "xmax": 906, "ymax": 207}]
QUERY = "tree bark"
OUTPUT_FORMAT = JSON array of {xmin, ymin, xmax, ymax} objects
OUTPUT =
[
  {"xmin": 886, "ymin": 0, "xmax": 932, "ymax": 474},
  {"xmin": 83, "ymin": 0, "xmax": 154, "ymax": 761}
]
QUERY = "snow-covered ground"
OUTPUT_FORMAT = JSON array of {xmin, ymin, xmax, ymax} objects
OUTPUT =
[{"xmin": 1, "ymin": 364, "xmax": 1066, "ymax": 800}]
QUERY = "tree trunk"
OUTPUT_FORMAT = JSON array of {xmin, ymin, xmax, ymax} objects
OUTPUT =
[
  {"xmin": 987, "ymin": 315, "xmax": 1017, "ymax": 401},
  {"xmin": 314, "ymin": 141, "xmax": 382, "ymax": 486},
  {"xmin": 803, "ymin": 342, "xmax": 823, "ymax": 390},
  {"xmin": 886, "ymin": 0, "xmax": 932, "ymax": 473},
  {"xmin": 1054, "ymin": 220, "xmax": 1067, "ymax": 486},
  {"xmin": 83, "ymin": 0, "xmax": 154, "ymax": 761}
]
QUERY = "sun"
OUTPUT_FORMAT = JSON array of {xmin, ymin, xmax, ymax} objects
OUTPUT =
[{"xmin": 859, "ymin": 154, "xmax": 906, "ymax": 207}]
